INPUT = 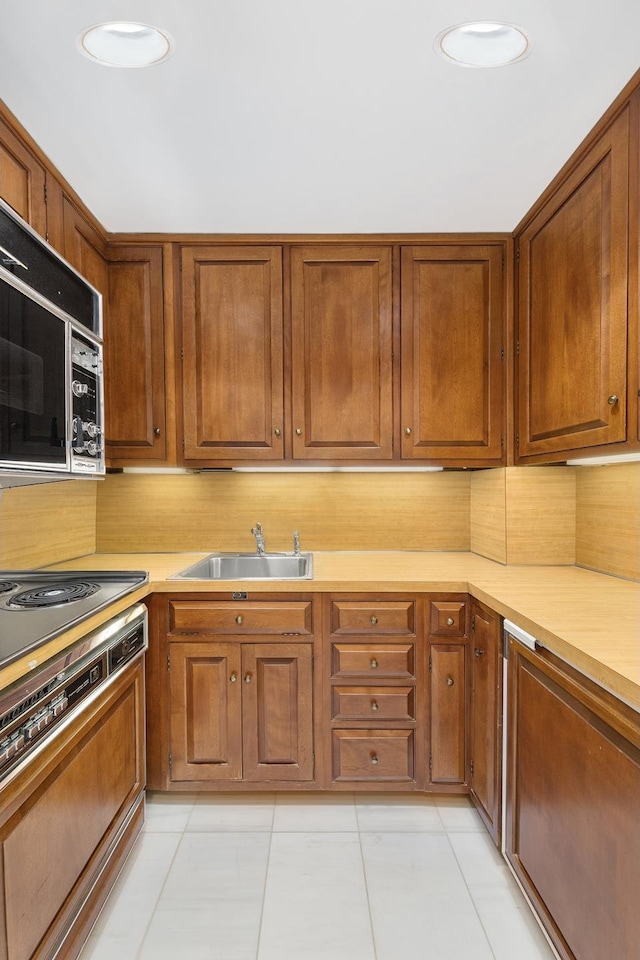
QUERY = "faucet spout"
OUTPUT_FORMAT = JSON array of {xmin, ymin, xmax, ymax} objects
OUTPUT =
[
  {"xmin": 293, "ymin": 531, "xmax": 301, "ymax": 556},
  {"xmin": 251, "ymin": 523, "xmax": 266, "ymax": 556}
]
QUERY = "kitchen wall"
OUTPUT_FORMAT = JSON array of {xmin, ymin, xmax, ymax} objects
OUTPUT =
[
  {"xmin": 0, "ymin": 480, "xmax": 97, "ymax": 568},
  {"xmin": 93, "ymin": 471, "xmax": 471, "ymax": 552},
  {"xmin": 1, "ymin": 463, "xmax": 637, "ymax": 580}
]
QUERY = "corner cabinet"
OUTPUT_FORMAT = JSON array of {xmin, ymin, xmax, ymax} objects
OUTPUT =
[
  {"xmin": 180, "ymin": 245, "xmax": 285, "ymax": 463},
  {"xmin": 505, "ymin": 635, "xmax": 640, "ymax": 960},
  {"xmin": 516, "ymin": 106, "xmax": 632, "ymax": 461},
  {"xmin": 401, "ymin": 245, "xmax": 505, "ymax": 463}
]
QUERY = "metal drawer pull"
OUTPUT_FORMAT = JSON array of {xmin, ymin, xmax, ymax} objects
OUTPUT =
[
  {"xmin": 296, "ymin": 427, "xmax": 302, "ymax": 436},
  {"xmin": 446, "ymin": 676, "xmax": 454, "ymax": 686},
  {"xmin": 274, "ymin": 427, "xmax": 281, "ymax": 436},
  {"xmin": 235, "ymin": 615, "xmax": 243, "ymax": 625},
  {"xmin": 405, "ymin": 426, "xmax": 412, "ymax": 435},
  {"xmin": 370, "ymin": 658, "xmax": 379, "ymax": 669},
  {"xmin": 474, "ymin": 648, "xmax": 484, "ymax": 657},
  {"xmin": 446, "ymin": 617, "xmax": 455, "ymax": 626},
  {"xmin": 244, "ymin": 674, "xmax": 252, "ymax": 683},
  {"xmin": 607, "ymin": 395, "xmax": 619, "ymax": 405},
  {"xmin": 230, "ymin": 673, "xmax": 238, "ymax": 683},
  {"xmin": 371, "ymin": 700, "xmax": 379, "ymax": 711},
  {"xmin": 370, "ymin": 615, "xmax": 378, "ymax": 625},
  {"xmin": 370, "ymin": 754, "xmax": 379, "ymax": 765}
]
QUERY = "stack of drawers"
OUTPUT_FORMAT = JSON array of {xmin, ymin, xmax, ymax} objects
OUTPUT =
[{"xmin": 327, "ymin": 598, "xmax": 419, "ymax": 786}]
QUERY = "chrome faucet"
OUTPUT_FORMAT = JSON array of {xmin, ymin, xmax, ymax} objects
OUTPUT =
[
  {"xmin": 293, "ymin": 531, "xmax": 301, "ymax": 556},
  {"xmin": 251, "ymin": 523, "xmax": 266, "ymax": 556}
]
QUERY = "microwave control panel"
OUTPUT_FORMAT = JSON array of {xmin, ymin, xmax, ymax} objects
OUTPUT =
[{"xmin": 71, "ymin": 332, "xmax": 104, "ymax": 473}]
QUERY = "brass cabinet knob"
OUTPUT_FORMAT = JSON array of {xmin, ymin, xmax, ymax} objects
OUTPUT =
[
  {"xmin": 230, "ymin": 673, "xmax": 238, "ymax": 683},
  {"xmin": 446, "ymin": 617, "xmax": 455, "ymax": 626},
  {"xmin": 370, "ymin": 615, "xmax": 378, "ymax": 625},
  {"xmin": 474, "ymin": 648, "xmax": 484, "ymax": 657},
  {"xmin": 370, "ymin": 658, "xmax": 379, "ymax": 669},
  {"xmin": 446, "ymin": 676, "xmax": 454, "ymax": 686},
  {"xmin": 153, "ymin": 427, "xmax": 161, "ymax": 436},
  {"xmin": 371, "ymin": 700, "xmax": 379, "ymax": 711},
  {"xmin": 295, "ymin": 427, "xmax": 302, "ymax": 436},
  {"xmin": 244, "ymin": 674, "xmax": 252, "ymax": 683},
  {"xmin": 405, "ymin": 427, "xmax": 412, "ymax": 436},
  {"xmin": 274, "ymin": 427, "xmax": 281, "ymax": 437},
  {"xmin": 607, "ymin": 395, "xmax": 619, "ymax": 405},
  {"xmin": 235, "ymin": 615, "xmax": 243, "ymax": 625},
  {"xmin": 370, "ymin": 754, "xmax": 379, "ymax": 765}
]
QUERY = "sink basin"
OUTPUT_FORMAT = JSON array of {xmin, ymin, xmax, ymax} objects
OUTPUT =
[{"xmin": 171, "ymin": 552, "xmax": 314, "ymax": 581}]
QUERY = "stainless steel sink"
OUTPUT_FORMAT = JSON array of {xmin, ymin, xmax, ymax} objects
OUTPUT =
[{"xmin": 171, "ymin": 552, "xmax": 314, "ymax": 581}]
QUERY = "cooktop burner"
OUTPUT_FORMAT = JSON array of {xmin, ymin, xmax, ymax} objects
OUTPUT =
[
  {"xmin": 0, "ymin": 570, "xmax": 148, "ymax": 670},
  {"xmin": 5, "ymin": 581, "xmax": 100, "ymax": 610}
]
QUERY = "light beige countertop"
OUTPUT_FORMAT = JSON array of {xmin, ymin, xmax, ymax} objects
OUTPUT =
[{"xmin": 2, "ymin": 551, "xmax": 639, "ymax": 710}]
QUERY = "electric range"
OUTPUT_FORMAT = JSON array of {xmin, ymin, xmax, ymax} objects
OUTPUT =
[{"xmin": 0, "ymin": 570, "xmax": 148, "ymax": 670}]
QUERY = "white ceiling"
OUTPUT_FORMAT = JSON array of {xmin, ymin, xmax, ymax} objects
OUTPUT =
[{"xmin": 0, "ymin": 1, "xmax": 638, "ymax": 234}]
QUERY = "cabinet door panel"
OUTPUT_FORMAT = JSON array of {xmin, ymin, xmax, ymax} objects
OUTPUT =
[
  {"xmin": 104, "ymin": 245, "xmax": 169, "ymax": 462},
  {"xmin": 181, "ymin": 246, "xmax": 284, "ymax": 461},
  {"xmin": 401, "ymin": 245, "xmax": 504, "ymax": 461},
  {"xmin": 517, "ymin": 109, "xmax": 629, "ymax": 457},
  {"xmin": 506, "ymin": 642, "xmax": 640, "ymax": 960},
  {"xmin": 169, "ymin": 642, "xmax": 242, "ymax": 781},
  {"xmin": 290, "ymin": 246, "xmax": 393, "ymax": 459},
  {"xmin": 469, "ymin": 603, "xmax": 501, "ymax": 842},
  {"xmin": 429, "ymin": 643, "xmax": 466, "ymax": 784},
  {"xmin": 57, "ymin": 194, "xmax": 108, "ymax": 296},
  {"xmin": 242, "ymin": 644, "xmax": 314, "ymax": 781},
  {"xmin": 0, "ymin": 115, "xmax": 47, "ymax": 237}
]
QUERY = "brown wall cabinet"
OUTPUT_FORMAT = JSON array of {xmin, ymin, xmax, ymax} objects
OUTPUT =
[
  {"xmin": 516, "ymin": 106, "xmax": 633, "ymax": 461},
  {"xmin": 0, "ymin": 112, "xmax": 47, "ymax": 238},
  {"xmin": 505, "ymin": 636, "xmax": 640, "ymax": 960},
  {"xmin": 401, "ymin": 245, "xmax": 505, "ymax": 462},
  {"xmin": 290, "ymin": 245, "xmax": 394, "ymax": 460},
  {"xmin": 180, "ymin": 245, "xmax": 285, "ymax": 462}
]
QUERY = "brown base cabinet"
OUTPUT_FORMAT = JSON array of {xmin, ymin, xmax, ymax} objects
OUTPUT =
[
  {"xmin": 468, "ymin": 601, "xmax": 502, "ymax": 843},
  {"xmin": 505, "ymin": 635, "xmax": 640, "ymax": 960}
]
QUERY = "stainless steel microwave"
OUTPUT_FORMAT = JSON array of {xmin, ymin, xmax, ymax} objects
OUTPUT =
[{"xmin": 0, "ymin": 199, "xmax": 104, "ymax": 485}]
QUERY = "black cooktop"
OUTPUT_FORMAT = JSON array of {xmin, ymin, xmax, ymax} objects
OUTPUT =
[{"xmin": 0, "ymin": 570, "xmax": 148, "ymax": 669}]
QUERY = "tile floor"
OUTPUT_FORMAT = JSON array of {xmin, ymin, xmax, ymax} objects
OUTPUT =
[{"xmin": 79, "ymin": 793, "xmax": 558, "ymax": 960}]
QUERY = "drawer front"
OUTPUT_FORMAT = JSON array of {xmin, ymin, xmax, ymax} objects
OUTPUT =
[
  {"xmin": 428, "ymin": 601, "xmax": 467, "ymax": 637},
  {"xmin": 332, "ymin": 686, "xmax": 415, "ymax": 721},
  {"xmin": 332, "ymin": 729, "xmax": 414, "ymax": 781},
  {"xmin": 332, "ymin": 643, "xmax": 415, "ymax": 679},
  {"xmin": 169, "ymin": 601, "xmax": 313, "ymax": 635},
  {"xmin": 330, "ymin": 601, "xmax": 415, "ymax": 636}
]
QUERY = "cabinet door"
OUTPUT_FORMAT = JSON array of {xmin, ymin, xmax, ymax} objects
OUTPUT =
[
  {"xmin": 469, "ymin": 603, "xmax": 501, "ymax": 843},
  {"xmin": 242, "ymin": 643, "xmax": 314, "ymax": 782},
  {"xmin": 49, "ymin": 190, "xmax": 108, "ymax": 297},
  {"xmin": 290, "ymin": 245, "xmax": 393, "ymax": 459},
  {"xmin": 517, "ymin": 108, "xmax": 629, "ymax": 459},
  {"xmin": 181, "ymin": 245, "xmax": 284, "ymax": 461},
  {"xmin": 505, "ymin": 639, "xmax": 640, "ymax": 960},
  {"xmin": 169, "ymin": 642, "xmax": 243, "ymax": 781},
  {"xmin": 400, "ymin": 245, "xmax": 504, "ymax": 462},
  {"xmin": 0, "ymin": 113, "xmax": 47, "ymax": 237},
  {"xmin": 429, "ymin": 643, "xmax": 467, "ymax": 785},
  {"xmin": 104, "ymin": 244, "xmax": 170, "ymax": 463}
]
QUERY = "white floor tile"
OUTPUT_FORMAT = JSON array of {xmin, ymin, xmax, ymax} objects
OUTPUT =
[
  {"xmin": 145, "ymin": 791, "xmax": 197, "ymax": 832},
  {"xmin": 80, "ymin": 832, "xmax": 181, "ymax": 960},
  {"xmin": 258, "ymin": 832, "xmax": 375, "ymax": 960},
  {"xmin": 186, "ymin": 792, "xmax": 275, "ymax": 831},
  {"xmin": 470, "ymin": 885, "xmax": 559, "ymax": 960},
  {"xmin": 435, "ymin": 795, "xmax": 486, "ymax": 832},
  {"xmin": 355, "ymin": 793, "xmax": 444, "ymax": 832},
  {"xmin": 361, "ymin": 831, "xmax": 494, "ymax": 960},
  {"xmin": 448, "ymin": 830, "xmax": 512, "ymax": 887},
  {"xmin": 273, "ymin": 794, "xmax": 358, "ymax": 831}
]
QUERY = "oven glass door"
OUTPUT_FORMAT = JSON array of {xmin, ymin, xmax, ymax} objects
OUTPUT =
[{"xmin": 0, "ymin": 274, "xmax": 68, "ymax": 469}]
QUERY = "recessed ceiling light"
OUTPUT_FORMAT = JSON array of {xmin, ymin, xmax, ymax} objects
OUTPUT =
[
  {"xmin": 435, "ymin": 21, "xmax": 531, "ymax": 68},
  {"xmin": 77, "ymin": 21, "xmax": 174, "ymax": 68}
]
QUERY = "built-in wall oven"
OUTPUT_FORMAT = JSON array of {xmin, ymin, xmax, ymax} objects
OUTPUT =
[{"xmin": 0, "ymin": 197, "xmax": 104, "ymax": 483}]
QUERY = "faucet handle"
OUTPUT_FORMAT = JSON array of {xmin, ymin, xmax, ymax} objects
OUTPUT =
[{"xmin": 293, "ymin": 531, "xmax": 301, "ymax": 555}]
